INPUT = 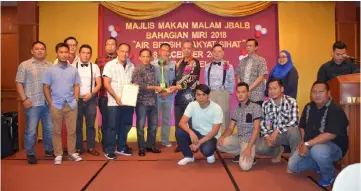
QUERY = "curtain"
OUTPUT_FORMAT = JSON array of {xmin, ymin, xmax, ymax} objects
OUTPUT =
[
  {"xmin": 100, "ymin": 1, "xmax": 183, "ymax": 20},
  {"xmin": 100, "ymin": 1, "xmax": 273, "ymax": 20},
  {"xmin": 194, "ymin": 1, "xmax": 273, "ymax": 17}
]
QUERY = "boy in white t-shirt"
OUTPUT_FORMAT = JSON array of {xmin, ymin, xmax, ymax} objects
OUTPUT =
[{"xmin": 176, "ymin": 84, "xmax": 223, "ymax": 165}]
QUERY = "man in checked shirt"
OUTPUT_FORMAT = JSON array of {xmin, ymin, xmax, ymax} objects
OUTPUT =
[
  {"xmin": 256, "ymin": 78, "xmax": 301, "ymax": 163},
  {"xmin": 95, "ymin": 37, "xmax": 118, "ymax": 149}
]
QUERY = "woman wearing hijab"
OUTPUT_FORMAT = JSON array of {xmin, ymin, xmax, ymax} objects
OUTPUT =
[{"xmin": 266, "ymin": 50, "xmax": 299, "ymax": 99}]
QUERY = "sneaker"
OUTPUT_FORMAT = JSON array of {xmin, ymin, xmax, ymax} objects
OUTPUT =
[
  {"xmin": 27, "ymin": 155, "xmax": 37, "ymax": 165},
  {"xmin": 253, "ymin": 158, "xmax": 257, "ymax": 165},
  {"xmin": 207, "ymin": 155, "xmax": 216, "ymax": 163},
  {"xmin": 287, "ymin": 168, "xmax": 293, "ymax": 173},
  {"xmin": 232, "ymin": 155, "xmax": 240, "ymax": 163},
  {"xmin": 54, "ymin": 156, "xmax": 62, "ymax": 165},
  {"xmin": 271, "ymin": 146, "xmax": 284, "ymax": 163},
  {"xmin": 105, "ymin": 153, "xmax": 117, "ymax": 160},
  {"xmin": 68, "ymin": 153, "xmax": 82, "ymax": 162},
  {"xmin": 115, "ymin": 148, "xmax": 133, "ymax": 156},
  {"xmin": 162, "ymin": 142, "xmax": 172, "ymax": 148},
  {"xmin": 318, "ymin": 176, "xmax": 335, "ymax": 187},
  {"xmin": 178, "ymin": 157, "xmax": 195, "ymax": 165},
  {"xmin": 45, "ymin": 151, "xmax": 55, "ymax": 157}
]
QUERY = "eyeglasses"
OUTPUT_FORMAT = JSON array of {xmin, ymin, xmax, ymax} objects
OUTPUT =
[{"xmin": 278, "ymin": 56, "xmax": 287, "ymax": 59}]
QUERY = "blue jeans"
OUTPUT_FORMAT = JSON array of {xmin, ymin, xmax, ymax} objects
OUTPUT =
[
  {"xmin": 158, "ymin": 100, "xmax": 172, "ymax": 144},
  {"xmin": 76, "ymin": 96, "xmax": 97, "ymax": 151},
  {"xmin": 135, "ymin": 103, "xmax": 158, "ymax": 149},
  {"xmin": 24, "ymin": 105, "xmax": 53, "ymax": 155},
  {"xmin": 98, "ymin": 96, "xmax": 108, "ymax": 149},
  {"xmin": 105, "ymin": 106, "xmax": 134, "ymax": 154},
  {"xmin": 176, "ymin": 128, "xmax": 217, "ymax": 158},
  {"xmin": 174, "ymin": 105, "xmax": 192, "ymax": 145},
  {"xmin": 288, "ymin": 141, "xmax": 343, "ymax": 180}
]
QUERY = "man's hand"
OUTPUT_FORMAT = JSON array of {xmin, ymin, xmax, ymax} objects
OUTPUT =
[
  {"xmin": 265, "ymin": 136, "xmax": 275, "ymax": 147},
  {"xmin": 189, "ymin": 143, "xmax": 200, "ymax": 152},
  {"xmin": 169, "ymin": 85, "xmax": 179, "ymax": 92},
  {"xmin": 82, "ymin": 93, "xmax": 92, "ymax": 102},
  {"xmin": 217, "ymin": 136, "xmax": 225, "ymax": 146},
  {"xmin": 269, "ymin": 129, "xmax": 279, "ymax": 145},
  {"xmin": 116, "ymin": 97, "xmax": 122, "ymax": 106},
  {"xmin": 298, "ymin": 144, "xmax": 309, "ymax": 157},
  {"xmin": 189, "ymin": 130, "xmax": 199, "ymax": 145},
  {"xmin": 154, "ymin": 86, "xmax": 163, "ymax": 93},
  {"xmin": 241, "ymin": 147, "xmax": 252, "ymax": 163},
  {"xmin": 23, "ymin": 99, "xmax": 32, "ymax": 109}
]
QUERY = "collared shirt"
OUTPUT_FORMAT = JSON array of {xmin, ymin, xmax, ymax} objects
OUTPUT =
[
  {"xmin": 317, "ymin": 60, "xmax": 358, "ymax": 82},
  {"xmin": 132, "ymin": 63, "xmax": 157, "ymax": 107},
  {"xmin": 236, "ymin": 55, "xmax": 268, "ymax": 102},
  {"xmin": 300, "ymin": 101, "xmax": 349, "ymax": 156},
  {"xmin": 95, "ymin": 54, "xmax": 117, "ymax": 97},
  {"xmin": 204, "ymin": 60, "xmax": 235, "ymax": 94},
  {"xmin": 151, "ymin": 59, "xmax": 176, "ymax": 102},
  {"xmin": 53, "ymin": 55, "xmax": 80, "ymax": 67},
  {"xmin": 260, "ymin": 95, "xmax": 299, "ymax": 137},
  {"xmin": 75, "ymin": 62, "xmax": 101, "ymax": 96},
  {"xmin": 102, "ymin": 58, "xmax": 134, "ymax": 106},
  {"xmin": 184, "ymin": 101, "xmax": 223, "ymax": 139},
  {"xmin": 231, "ymin": 100, "xmax": 262, "ymax": 143},
  {"xmin": 15, "ymin": 58, "xmax": 53, "ymax": 107},
  {"xmin": 42, "ymin": 63, "xmax": 80, "ymax": 109}
]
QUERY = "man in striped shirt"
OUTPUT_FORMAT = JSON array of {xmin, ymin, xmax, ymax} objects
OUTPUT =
[
  {"xmin": 256, "ymin": 78, "xmax": 301, "ymax": 163},
  {"xmin": 15, "ymin": 41, "xmax": 54, "ymax": 164}
]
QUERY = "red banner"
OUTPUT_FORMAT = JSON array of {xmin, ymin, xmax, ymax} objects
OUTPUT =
[{"xmin": 99, "ymin": 3, "xmax": 279, "ymax": 125}]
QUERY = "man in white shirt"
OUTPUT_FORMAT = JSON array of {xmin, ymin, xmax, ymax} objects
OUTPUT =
[
  {"xmin": 103, "ymin": 43, "xmax": 135, "ymax": 160},
  {"xmin": 177, "ymin": 84, "xmax": 223, "ymax": 165},
  {"xmin": 75, "ymin": 44, "xmax": 102, "ymax": 156}
]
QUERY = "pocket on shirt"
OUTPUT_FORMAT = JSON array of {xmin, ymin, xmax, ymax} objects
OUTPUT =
[{"xmin": 246, "ymin": 113, "xmax": 253, "ymax": 123}]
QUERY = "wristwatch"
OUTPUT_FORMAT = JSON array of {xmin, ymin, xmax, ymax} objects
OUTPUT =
[{"xmin": 304, "ymin": 142, "xmax": 310, "ymax": 147}]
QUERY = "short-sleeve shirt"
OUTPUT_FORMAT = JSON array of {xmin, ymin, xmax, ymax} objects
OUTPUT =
[
  {"xmin": 15, "ymin": 58, "xmax": 53, "ymax": 107},
  {"xmin": 231, "ymin": 100, "xmax": 262, "ymax": 142},
  {"xmin": 42, "ymin": 63, "xmax": 80, "ymax": 109},
  {"xmin": 184, "ymin": 101, "xmax": 223, "ymax": 138},
  {"xmin": 102, "ymin": 58, "xmax": 135, "ymax": 106},
  {"xmin": 300, "ymin": 101, "xmax": 349, "ymax": 156},
  {"xmin": 75, "ymin": 62, "xmax": 101, "ymax": 96},
  {"xmin": 236, "ymin": 55, "xmax": 268, "ymax": 102}
]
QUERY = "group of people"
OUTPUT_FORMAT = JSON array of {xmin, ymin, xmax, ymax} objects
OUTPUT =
[{"xmin": 16, "ymin": 36, "xmax": 357, "ymax": 187}]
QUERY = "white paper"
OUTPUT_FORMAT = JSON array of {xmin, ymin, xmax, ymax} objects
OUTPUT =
[{"xmin": 119, "ymin": 84, "xmax": 139, "ymax": 107}]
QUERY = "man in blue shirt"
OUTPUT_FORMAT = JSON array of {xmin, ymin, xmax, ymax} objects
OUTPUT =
[{"xmin": 43, "ymin": 43, "xmax": 82, "ymax": 165}]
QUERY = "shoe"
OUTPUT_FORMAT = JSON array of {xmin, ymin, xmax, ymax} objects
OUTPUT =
[
  {"xmin": 271, "ymin": 146, "xmax": 284, "ymax": 163},
  {"xmin": 76, "ymin": 149, "xmax": 84, "ymax": 155},
  {"xmin": 68, "ymin": 153, "xmax": 82, "ymax": 162},
  {"xmin": 115, "ymin": 147, "xmax": 133, "ymax": 156},
  {"xmin": 174, "ymin": 146, "xmax": 181, "ymax": 153},
  {"xmin": 207, "ymin": 155, "xmax": 216, "ymax": 163},
  {"xmin": 287, "ymin": 168, "xmax": 293, "ymax": 173},
  {"xmin": 54, "ymin": 156, "xmax": 62, "ymax": 165},
  {"xmin": 178, "ymin": 157, "xmax": 195, "ymax": 165},
  {"xmin": 138, "ymin": 148, "xmax": 146, "ymax": 157},
  {"xmin": 232, "ymin": 155, "xmax": 240, "ymax": 163},
  {"xmin": 146, "ymin": 147, "xmax": 162, "ymax": 153},
  {"xmin": 162, "ymin": 142, "xmax": 172, "ymax": 148},
  {"xmin": 318, "ymin": 176, "xmax": 335, "ymax": 187},
  {"xmin": 87, "ymin": 148, "xmax": 100, "ymax": 156},
  {"xmin": 105, "ymin": 153, "xmax": 116, "ymax": 160},
  {"xmin": 253, "ymin": 158, "xmax": 257, "ymax": 165},
  {"xmin": 45, "ymin": 151, "xmax": 55, "ymax": 157},
  {"xmin": 27, "ymin": 155, "xmax": 37, "ymax": 165}
]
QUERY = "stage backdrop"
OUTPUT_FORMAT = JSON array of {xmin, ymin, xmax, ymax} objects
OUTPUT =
[{"xmin": 99, "ymin": 3, "xmax": 278, "ymax": 125}]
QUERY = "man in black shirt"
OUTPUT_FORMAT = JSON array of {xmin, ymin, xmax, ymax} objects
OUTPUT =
[
  {"xmin": 317, "ymin": 41, "xmax": 358, "ymax": 82},
  {"xmin": 287, "ymin": 81, "xmax": 348, "ymax": 187}
]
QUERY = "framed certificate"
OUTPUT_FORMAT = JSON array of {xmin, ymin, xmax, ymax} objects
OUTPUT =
[{"xmin": 119, "ymin": 84, "xmax": 139, "ymax": 107}]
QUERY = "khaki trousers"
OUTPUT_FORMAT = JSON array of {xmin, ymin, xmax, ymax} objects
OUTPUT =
[
  {"xmin": 209, "ymin": 89, "xmax": 230, "ymax": 133},
  {"xmin": 50, "ymin": 104, "xmax": 77, "ymax": 156}
]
